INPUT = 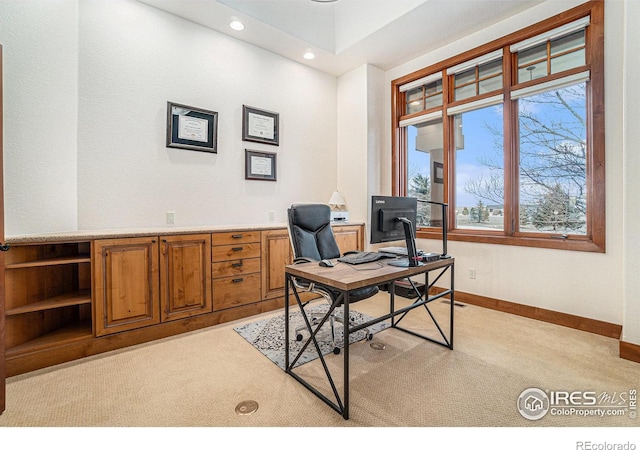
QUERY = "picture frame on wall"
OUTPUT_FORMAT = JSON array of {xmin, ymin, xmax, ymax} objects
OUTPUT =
[
  {"xmin": 242, "ymin": 105, "xmax": 279, "ymax": 146},
  {"xmin": 166, "ymin": 102, "xmax": 218, "ymax": 153},
  {"xmin": 245, "ymin": 150, "xmax": 277, "ymax": 181}
]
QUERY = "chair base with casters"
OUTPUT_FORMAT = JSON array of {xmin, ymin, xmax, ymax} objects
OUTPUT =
[
  {"xmin": 293, "ymin": 300, "xmax": 374, "ymax": 355},
  {"xmin": 287, "ymin": 203, "xmax": 379, "ymax": 355}
]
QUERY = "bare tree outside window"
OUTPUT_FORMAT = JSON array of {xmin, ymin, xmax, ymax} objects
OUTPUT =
[
  {"xmin": 462, "ymin": 83, "xmax": 587, "ymax": 234},
  {"xmin": 518, "ymin": 84, "xmax": 587, "ymax": 234}
]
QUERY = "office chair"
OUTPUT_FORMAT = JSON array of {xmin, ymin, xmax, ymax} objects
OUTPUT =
[{"xmin": 287, "ymin": 203, "xmax": 379, "ymax": 354}]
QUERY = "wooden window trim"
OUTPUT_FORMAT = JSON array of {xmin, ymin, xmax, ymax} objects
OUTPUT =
[{"xmin": 392, "ymin": 0, "xmax": 604, "ymax": 253}]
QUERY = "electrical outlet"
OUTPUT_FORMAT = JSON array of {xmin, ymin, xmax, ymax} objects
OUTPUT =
[
  {"xmin": 166, "ymin": 211, "xmax": 175, "ymax": 225},
  {"xmin": 469, "ymin": 268, "xmax": 477, "ymax": 279},
  {"xmin": 268, "ymin": 211, "xmax": 275, "ymax": 222}
]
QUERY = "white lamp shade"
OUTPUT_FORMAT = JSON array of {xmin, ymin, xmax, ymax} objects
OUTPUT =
[{"xmin": 328, "ymin": 191, "xmax": 346, "ymax": 210}]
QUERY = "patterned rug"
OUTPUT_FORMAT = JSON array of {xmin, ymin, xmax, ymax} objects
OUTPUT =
[{"xmin": 234, "ymin": 303, "xmax": 389, "ymax": 370}]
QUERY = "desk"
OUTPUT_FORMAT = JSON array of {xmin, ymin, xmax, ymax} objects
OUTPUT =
[{"xmin": 284, "ymin": 257, "xmax": 455, "ymax": 419}]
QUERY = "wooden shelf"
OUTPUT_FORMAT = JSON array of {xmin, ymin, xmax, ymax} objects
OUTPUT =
[
  {"xmin": 5, "ymin": 290, "xmax": 92, "ymax": 316},
  {"xmin": 5, "ymin": 254, "xmax": 91, "ymax": 269},
  {"xmin": 6, "ymin": 321, "xmax": 93, "ymax": 357}
]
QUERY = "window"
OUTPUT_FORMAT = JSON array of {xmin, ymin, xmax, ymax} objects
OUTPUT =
[
  {"xmin": 406, "ymin": 118, "xmax": 445, "ymax": 227},
  {"xmin": 392, "ymin": 1, "xmax": 604, "ymax": 252},
  {"xmin": 450, "ymin": 51, "xmax": 503, "ymax": 101},
  {"xmin": 453, "ymin": 104, "xmax": 505, "ymax": 232},
  {"xmin": 405, "ymin": 79, "xmax": 443, "ymax": 115},
  {"xmin": 517, "ymin": 83, "xmax": 587, "ymax": 235},
  {"xmin": 400, "ymin": 73, "xmax": 443, "ymax": 116}
]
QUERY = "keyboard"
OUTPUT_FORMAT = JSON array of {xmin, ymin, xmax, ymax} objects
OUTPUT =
[{"xmin": 337, "ymin": 251, "xmax": 395, "ymax": 265}]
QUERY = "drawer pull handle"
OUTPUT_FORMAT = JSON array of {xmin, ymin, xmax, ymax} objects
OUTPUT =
[
  {"xmin": 232, "ymin": 234, "xmax": 243, "ymax": 239},
  {"xmin": 232, "ymin": 262, "xmax": 243, "ymax": 268},
  {"xmin": 232, "ymin": 278, "xmax": 244, "ymax": 283},
  {"xmin": 232, "ymin": 247, "xmax": 243, "ymax": 252}
]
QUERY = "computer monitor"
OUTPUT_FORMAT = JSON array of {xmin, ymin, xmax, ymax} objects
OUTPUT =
[{"xmin": 370, "ymin": 195, "xmax": 421, "ymax": 267}]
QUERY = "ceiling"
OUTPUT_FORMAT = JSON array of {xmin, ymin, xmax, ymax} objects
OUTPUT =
[{"xmin": 138, "ymin": 0, "xmax": 546, "ymax": 77}]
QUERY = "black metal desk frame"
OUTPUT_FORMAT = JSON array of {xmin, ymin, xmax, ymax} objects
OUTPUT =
[{"xmin": 284, "ymin": 258, "xmax": 455, "ymax": 420}]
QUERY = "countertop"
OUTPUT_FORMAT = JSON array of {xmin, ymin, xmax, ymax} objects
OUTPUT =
[{"xmin": 5, "ymin": 221, "xmax": 363, "ymax": 244}]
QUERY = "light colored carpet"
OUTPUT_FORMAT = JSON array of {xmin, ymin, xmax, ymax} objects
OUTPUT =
[{"xmin": 0, "ymin": 292, "xmax": 638, "ymax": 434}]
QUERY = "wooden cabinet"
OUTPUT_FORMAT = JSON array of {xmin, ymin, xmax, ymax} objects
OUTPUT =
[
  {"xmin": 333, "ymin": 225, "xmax": 364, "ymax": 253},
  {"xmin": 261, "ymin": 229, "xmax": 292, "ymax": 300},
  {"xmin": 261, "ymin": 224, "xmax": 364, "ymax": 301},
  {"xmin": 160, "ymin": 234, "xmax": 212, "ymax": 322},
  {"xmin": 4, "ymin": 223, "xmax": 365, "ymax": 375},
  {"xmin": 212, "ymin": 231, "xmax": 262, "ymax": 311},
  {"xmin": 93, "ymin": 237, "xmax": 160, "ymax": 336}
]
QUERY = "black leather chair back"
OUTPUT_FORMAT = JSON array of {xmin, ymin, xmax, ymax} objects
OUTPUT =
[{"xmin": 288, "ymin": 204, "xmax": 340, "ymax": 261}]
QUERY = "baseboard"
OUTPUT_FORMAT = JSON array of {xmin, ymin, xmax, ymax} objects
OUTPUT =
[
  {"xmin": 620, "ymin": 341, "xmax": 640, "ymax": 364},
  {"xmin": 432, "ymin": 287, "xmax": 622, "ymax": 339}
]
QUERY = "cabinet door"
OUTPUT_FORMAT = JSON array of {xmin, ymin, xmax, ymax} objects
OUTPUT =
[
  {"xmin": 261, "ymin": 229, "xmax": 292, "ymax": 300},
  {"xmin": 261, "ymin": 228, "xmax": 319, "ymax": 302},
  {"xmin": 333, "ymin": 225, "xmax": 364, "ymax": 254},
  {"xmin": 94, "ymin": 237, "xmax": 159, "ymax": 336},
  {"xmin": 160, "ymin": 234, "xmax": 212, "ymax": 322}
]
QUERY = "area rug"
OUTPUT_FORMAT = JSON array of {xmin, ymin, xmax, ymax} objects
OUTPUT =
[{"xmin": 234, "ymin": 303, "xmax": 389, "ymax": 370}]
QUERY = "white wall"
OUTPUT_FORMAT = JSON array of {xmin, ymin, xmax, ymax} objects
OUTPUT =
[
  {"xmin": 336, "ymin": 64, "xmax": 385, "ymax": 244},
  {"xmin": 77, "ymin": 0, "xmax": 338, "ymax": 230},
  {"xmin": 1, "ymin": 0, "xmax": 338, "ymax": 234},
  {"xmin": 382, "ymin": 0, "xmax": 628, "ymax": 329},
  {"xmin": 337, "ymin": 65, "xmax": 368, "ymax": 224},
  {"xmin": 0, "ymin": 0, "xmax": 79, "ymax": 235},
  {"xmin": 622, "ymin": 0, "xmax": 640, "ymax": 345}
]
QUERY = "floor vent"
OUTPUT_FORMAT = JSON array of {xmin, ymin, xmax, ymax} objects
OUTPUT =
[
  {"xmin": 235, "ymin": 400, "xmax": 259, "ymax": 415},
  {"xmin": 441, "ymin": 300, "xmax": 467, "ymax": 308}
]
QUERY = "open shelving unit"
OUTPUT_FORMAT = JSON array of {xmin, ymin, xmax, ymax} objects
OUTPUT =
[{"xmin": 4, "ymin": 241, "xmax": 93, "ymax": 357}]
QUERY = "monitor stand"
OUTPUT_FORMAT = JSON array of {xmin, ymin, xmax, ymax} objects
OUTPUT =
[{"xmin": 387, "ymin": 218, "xmax": 423, "ymax": 267}]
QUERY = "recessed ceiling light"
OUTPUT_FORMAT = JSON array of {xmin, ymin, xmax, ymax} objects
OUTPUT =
[
  {"xmin": 229, "ymin": 20, "xmax": 245, "ymax": 31},
  {"xmin": 303, "ymin": 51, "xmax": 315, "ymax": 60},
  {"xmin": 311, "ymin": 0, "xmax": 338, "ymax": 3}
]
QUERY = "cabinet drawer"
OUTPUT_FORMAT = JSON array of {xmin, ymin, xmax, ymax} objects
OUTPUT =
[
  {"xmin": 213, "ymin": 273, "xmax": 261, "ymax": 310},
  {"xmin": 212, "ymin": 243, "xmax": 260, "ymax": 262},
  {"xmin": 212, "ymin": 231, "xmax": 261, "ymax": 246},
  {"xmin": 212, "ymin": 258, "xmax": 260, "ymax": 278}
]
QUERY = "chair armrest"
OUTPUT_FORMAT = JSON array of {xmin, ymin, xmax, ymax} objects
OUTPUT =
[{"xmin": 293, "ymin": 257, "xmax": 315, "ymax": 264}]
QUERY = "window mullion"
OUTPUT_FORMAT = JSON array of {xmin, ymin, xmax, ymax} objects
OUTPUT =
[
  {"xmin": 443, "ymin": 68, "xmax": 453, "ymax": 230},
  {"xmin": 503, "ymin": 47, "xmax": 516, "ymax": 237}
]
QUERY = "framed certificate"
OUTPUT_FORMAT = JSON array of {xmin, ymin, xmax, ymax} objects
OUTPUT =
[
  {"xmin": 245, "ymin": 150, "xmax": 277, "ymax": 181},
  {"xmin": 166, "ymin": 102, "xmax": 218, "ymax": 153},
  {"xmin": 242, "ymin": 105, "xmax": 279, "ymax": 146}
]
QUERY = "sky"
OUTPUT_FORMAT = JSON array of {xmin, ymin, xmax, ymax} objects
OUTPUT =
[{"xmin": 408, "ymin": 104, "xmax": 503, "ymax": 209}]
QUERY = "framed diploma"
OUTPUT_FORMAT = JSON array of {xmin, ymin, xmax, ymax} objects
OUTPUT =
[
  {"xmin": 242, "ymin": 105, "xmax": 279, "ymax": 146},
  {"xmin": 166, "ymin": 102, "xmax": 218, "ymax": 153},
  {"xmin": 245, "ymin": 150, "xmax": 277, "ymax": 181}
]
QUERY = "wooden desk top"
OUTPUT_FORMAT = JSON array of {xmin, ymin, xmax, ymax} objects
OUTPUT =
[{"xmin": 285, "ymin": 257, "xmax": 454, "ymax": 292}]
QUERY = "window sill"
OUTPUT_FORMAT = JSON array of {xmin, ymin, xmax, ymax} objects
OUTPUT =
[{"xmin": 416, "ymin": 228, "xmax": 604, "ymax": 253}]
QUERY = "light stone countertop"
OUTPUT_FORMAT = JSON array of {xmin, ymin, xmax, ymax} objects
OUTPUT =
[{"xmin": 5, "ymin": 221, "xmax": 363, "ymax": 244}]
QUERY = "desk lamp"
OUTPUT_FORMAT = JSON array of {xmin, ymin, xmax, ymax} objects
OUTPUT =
[{"xmin": 328, "ymin": 191, "xmax": 349, "ymax": 222}]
